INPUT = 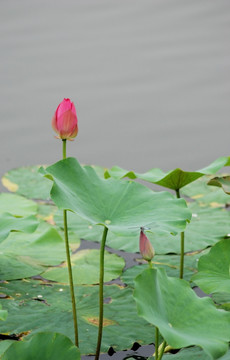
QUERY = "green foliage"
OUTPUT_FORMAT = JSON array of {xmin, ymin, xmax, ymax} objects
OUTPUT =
[
  {"xmin": 133, "ymin": 268, "xmax": 230, "ymax": 359},
  {"xmin": 41, "ymin": 157, "xmax": 191, "ymax": 239},
  {"xmin": 0, "ymin": 304, "xmax": 7, "ymax": 321},
  {"xmin": 105, "ymin": 156, "xmax": 230, "ymax": 190},
  {"xmin": 182, "ymin": 175, "xmax": 230, "ymax": 206},
  {"xmin": 1, "ymin": 332, "xmax": 80, "ymax": 360},
  {"xmin": 2, "ymin": 166, "xmax": 52, "ymax": 200},
  {"xmin": 0, "ymin": 193, "xmax": 37, "ymax": 216},
  {"xmin": 192, "ymin": 238, "xmax": 230, "ymax": 294},
  {"xmin": 121, "ymin": 251, "xmax": 205, "ymax": 286},
  {"xmin": 0, "ymin": 280, "xmax": 154, "ymax": 355},
  {"xmin": 42, "ymin": 249, "xmax": 125, "ymax": 285},
  {"xmin": 208, "ymin": 176, "xmax": 230, "ymax": 195},
  {"xmin": 54, "ymin": 201, "xmax": 230, "ymax": 254},
  {"xmin": 1, "ymin": 157, "xmax": 230, "ymax": 357},
  {"xmin": 0, "ymin": 213, "xmax": 38, "ymax": 243},
  {"xmin": 160, "ymin": 347, "xmax": 230, "ymax": 359},
  {"xmin": 0, "ymin": 221, "xmax": 76, "ymax": 280}
]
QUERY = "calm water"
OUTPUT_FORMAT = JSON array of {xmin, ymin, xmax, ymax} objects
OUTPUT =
[{"xmin": 1, "ymin": 0, "xmax": 230, "ymax": 192}]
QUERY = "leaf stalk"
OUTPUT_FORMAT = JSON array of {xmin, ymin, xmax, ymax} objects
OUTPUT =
[{"xmin": 95, "ymin": 226, "xmax": 109, "ymax": 360}]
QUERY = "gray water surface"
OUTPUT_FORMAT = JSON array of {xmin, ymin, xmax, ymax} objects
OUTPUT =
[{"xmin": 1, "ymin": 0, "xmax": 230, "ymax": 191}]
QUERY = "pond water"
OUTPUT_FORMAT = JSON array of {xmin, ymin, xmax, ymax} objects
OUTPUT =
[{"xmin": 1, "ymin": 0, "xmax": 230, "ymax": 192}]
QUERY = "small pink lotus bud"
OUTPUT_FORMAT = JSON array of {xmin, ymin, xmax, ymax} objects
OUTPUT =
[
  {"xmin": 139, "ymin": 229, "xmax": 155, "ymax": 261},
  {"xmin": 52, "ymin": 98, "xmax": 78, "ymax": 140}
]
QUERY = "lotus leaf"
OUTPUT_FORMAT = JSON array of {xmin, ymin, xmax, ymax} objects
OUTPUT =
[
  {"xmin": 134, "ymin": 268, "xmax": 230, "ymax": 359},
  {"xmin": 0, "ymin": 280, "xmax": 154, "ymax": 354},
  {"xmin": 192, "ymin": 238, "xmax": 230, "ymax": 294},
  {"xmin": 105, "ymin": 157, "xmax": 230, "ymax": 191},
  {"xmin": 1, "ymin": 332, "xmax": 80, "ymax": 360}
]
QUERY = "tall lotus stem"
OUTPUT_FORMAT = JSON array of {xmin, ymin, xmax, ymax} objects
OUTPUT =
[
  {"xmin": 62, "ymin": 139, "xmax": 79, "ymax": 346},
  {"xmin": 175, "ymin": 189, "xmax": 185, "ymax": 279},
  {"xmin": 95, "ymin": 226, "xmax": 109, "ymax": 360},
  {"xmin": 154, "ymin": 327, "xmax": 159, "ymax": 360},
  {"xmin": 148, "ymin": 259, "xmax": 158, "ymax": 360}
]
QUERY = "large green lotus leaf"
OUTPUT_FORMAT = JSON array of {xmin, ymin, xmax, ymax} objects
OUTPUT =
[
  {"xmin": 121, "ymin": 251, "xmax": 206, "ymax": 286},
  {"xmin": 0, "ymin": 213, "xmax": 38, "ymax": 243},
  {"xmin": 192, "ymin": 238, "xmax": 230, "ymax": 295},
  {"xmin": 134, "ymin": 268, "xmax": 230, "ymax": 359},
  {"xmin": 1, "ymin": 332, "xmax": 80, "ymax": 360},
  {"xmin": 105, "ymin": 157, "xmax": 230, "ymax": 190},
  {"xmin": 0, "ymin": 254, "xmax": 44, "ymax": 280},
  {"xmin": 54, "ymin": 202, "xmax": 230, "ymax": 254},
  {"xmin": 181, "ymin": 175, "xmax": 230, "ymax": 206},
  {"xmin": 0, "ymin": 193, "xmax": 37, "ymax": 216},
  {"xmin": 160, "ymin": 347, "xmax": 230, "ymax": 360},
  {"xmin": 0, "ymin": 221, "xmax": 78, "ymax": 280},
  {"xmin": 54, "ymin": 210, "xmax": 143, "ymax": 252},
  {"xmin": 0, "ymin": 280, "xmax": 154, "ymax": 355},
  {"xmin": 208, "ymin": 176, "xmax": 230, "ymax": 195},
  {"xmin": 151, "ymin": 202, "xmax": 230, "ymax": 254},
  {"xmin": 1, "ymin": 166, "xmax": 52, "ymax": 200},
  {"xmin": 42, "ymin": 249, "xmax": 125, "ymax": 284},
  {"xmin": 41, "ymin": 158, "xmax": 191, "ymax": 239},
  {"xmin": 1, "ymin": 164, "xmax": 106, "ymax": 201}
]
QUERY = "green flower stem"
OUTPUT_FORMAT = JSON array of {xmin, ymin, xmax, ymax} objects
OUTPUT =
[
  {"xmin": 148, "ymin": 260, "xmax": 159, "ymax": 358},
  {"xmin": 62, "ymin": 140, "xmax": 79, "ymax": 347},
  {"xmin": 95, "ymin": 226, "xmax": 109, "ymax": 360},
  {"xmin": 148, "ymin": 260, "xmax": 153, "ymax": 269},
  {"xmin": 62, "ymin": 138, "xmax": 67, "ymax": 159},
  {"xmin": 158, "ymin": 340, "xmax": 167, "ymax": 360},
  {"xmin": 175, "ymin": 189, "xmax": 184, "ymax": 279},
  {"xmin": 155, "ymin": 327, "xmax": 159, "ymax": 360}
]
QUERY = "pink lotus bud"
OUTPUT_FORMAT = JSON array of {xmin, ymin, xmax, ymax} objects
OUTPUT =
[
  {"xmin": 139, "ymin": 229, "xmax": 155, "ymax": 261},
  {"xmin": 52, "ymin": 98, "xmax": 78, "ymax": 140}
]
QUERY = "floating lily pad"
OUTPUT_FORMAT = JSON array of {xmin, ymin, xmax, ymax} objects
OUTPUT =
[
  {"xmin": 160, "ymin": 347, "xmax": 230, "ymax": 359},
  {"xmin": 105, "ymin": 157, "xmax": 230, "ymax": 191},
  {"xmin": 181, "ymin": 175, "xmax": 230, "ymax": 206},
  {"xmin": 0, "ymin": 280, "xmax": 154, "ymax": 355},
  {"xmin": 0, "ymin": 221, "xmax": 79, "ymax": 280},
  {"xmin": 0, "ymin": 213, "xmax": 38, "ymax": 243},
  {"xmin": 192, "ymin": 238, "xmax": 230, "ymax": 295},
  {"xmin": 134, "ymin": 268, "xmax": 230, "ymax": 359},
  {"xmin": 1, "ymin": 332, "xmax": 80, "ymax": 360},
  {"xmin": 152, "ymin": 202, "xmax": 230, "ymax": 254},
  {"xmin": 40, "ymin": 158, "xmax": 191, "ymax": 242},
  {"xmin": 212, "ymin": 292, "xmax": 230, "ymax": 310},
  {"xmin": 0, "ymin": 193, "xmax": 37, "ymax": 216},
  {"xmin": 42, "ymin": 249, "xmax": 125, "ymax": 284},
  {"xmin": 2, "ymin": 166, "xmax": 52, "ymax": 200},
  {"xmin": 36, "ymin": 203, "xmax": 58, "ymax": 224},
  {"xmin": 121, "ymin": 251, "xmax": 205, "ymax": 286},
  {"xmin": 208, "ymin": 176, "xmax": 230, "ymax": 195}
]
